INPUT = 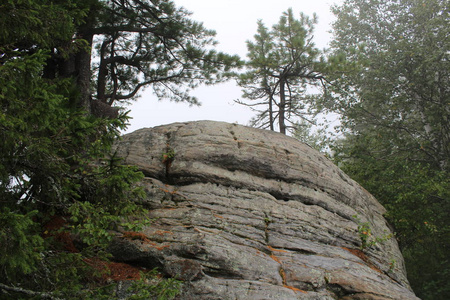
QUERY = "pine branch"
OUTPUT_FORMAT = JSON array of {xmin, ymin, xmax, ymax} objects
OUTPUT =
[{"xmin": 0, "ymin": 283, "xmax": 63, "ymax": 300}]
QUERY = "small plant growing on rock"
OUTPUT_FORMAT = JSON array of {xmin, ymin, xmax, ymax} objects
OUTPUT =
[
  {"xmin": 353, "ymin": 215, "xmax": 392, "ymax": 250},
  {"xmin": 388, "ymin": 259, "xmax": 396, "ymax": 273},
  {"xmin": 162, "ymin": 148, "xmax": 176, "ymax": 164},
  {"xmin": 162, "ymin": 147, "xmax": 176, "ymax": 179},
  {"xmin": 126, "ymin": 269, "xmax": 182, "ymax": 299}
]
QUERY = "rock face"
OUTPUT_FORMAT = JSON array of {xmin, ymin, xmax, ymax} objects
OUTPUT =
[{"xmin": 112, "ymin": 121, "xmax": 418, "ymax": 299}]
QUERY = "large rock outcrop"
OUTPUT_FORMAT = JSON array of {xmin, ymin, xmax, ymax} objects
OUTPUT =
[{"xmin": 111, "ymin": 120, "xmax": 418, "ymax": 299}]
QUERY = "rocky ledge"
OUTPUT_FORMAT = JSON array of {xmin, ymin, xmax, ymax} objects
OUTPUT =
[{"xmin": 111, "ymin": 120, "xmax": 418, "ymax": 299}]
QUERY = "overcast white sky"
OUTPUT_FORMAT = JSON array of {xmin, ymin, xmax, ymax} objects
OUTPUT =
[{"xmin": 124, "ymin": 0, "xmax": 342, "ymax": 133}]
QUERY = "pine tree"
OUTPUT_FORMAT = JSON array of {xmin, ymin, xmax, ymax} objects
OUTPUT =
[
  {"xmin": 237, "ymin": 9, "xmax": 326, "ymax": 134},
  {"xmin": 1, "ymin": 0, "xmax": 240, "ymax": 298}
]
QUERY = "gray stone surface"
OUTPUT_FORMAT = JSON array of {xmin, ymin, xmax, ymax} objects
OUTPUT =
[{"xmin": 111, "ymin": 120, "xmax": 419, "ymax": 299}]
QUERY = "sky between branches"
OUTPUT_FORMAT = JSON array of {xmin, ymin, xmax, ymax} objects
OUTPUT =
[{"xmin": 124, "ymin": 0, "xmax": 342, "ymax": 133}]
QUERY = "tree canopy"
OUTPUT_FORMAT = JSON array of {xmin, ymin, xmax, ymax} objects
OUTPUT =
[
  {"xmin": 328, "ymin": 0, "xmax": 449, "ymax": 171},
  {"xmin": 328, "ymin": 0, "xmax": 449, "ymax": 298},
  {"xmin": 0, "ymin": 0, "xmax": 240, "ymax": 298},
  {"xmin": 1, "ymin": 0, "xmax": 448, "ymax": 298},
  {"xmin": 237, "ymin": 9, "xmax": 327, "ymax": 134},
  {"xmin": 2, "ymin": 0, "xmax": 241, "ymax": 114},
  {"xmin": 90, "ymin": 0, "xmax": 241, "ymax": 106}
]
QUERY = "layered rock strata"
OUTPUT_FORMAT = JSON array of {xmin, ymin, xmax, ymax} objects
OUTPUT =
[{"xmin": 111, "ymin": 120, "xmax": 418, "ymax": 299}]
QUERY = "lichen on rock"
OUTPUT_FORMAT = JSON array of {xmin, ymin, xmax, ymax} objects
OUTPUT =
[{"xmin": 111, "ymin": 120, "xmax": 419, "ymax": 299}]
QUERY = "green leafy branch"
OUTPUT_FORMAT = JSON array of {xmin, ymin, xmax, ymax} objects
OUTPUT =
[
  {"xmin": 161, "ymin": 147, "xmax": 176, "ymax": 164},
  {"xmin": 353, "ymin": 215, "xmax": 392, "ymax": 250}
]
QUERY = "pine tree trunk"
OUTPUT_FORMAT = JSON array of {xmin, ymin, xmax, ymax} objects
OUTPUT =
[
  {"xmin": 75, "ymin": 32, "xmax": 93, "ymax": 114},
  {"xmin": 269, "ymin": 96, "xmax": 274, "ymax": 131},
  {"xmin": 72, "ymin": 5, "xmax": 99, "ymax": 115},
  {"xmin": 279, "ymin": 79, "xmax": 286, "ymax": 134}
]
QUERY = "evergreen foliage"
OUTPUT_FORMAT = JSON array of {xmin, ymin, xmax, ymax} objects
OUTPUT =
[
  {"xmin": 2, "ymin": 0, "xmax": 448, "ymax": 298},
  {"xmin": 236, "ymin": 9, "xmax": 328, "ymax": 134},
  {"xmin": 91, "ymin": 0, "xmax": 242, "ymax": 105},
  {"xmin": 328, "ymin": 0, "xmax": 449, "ymax": 298},
  {"xmin": 1, "ymin": 0, "xmax": 240, "ymax": 298},
  {"xmin": 0, "ymin": 47, "xmax": 156, "ymax": 300}
]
